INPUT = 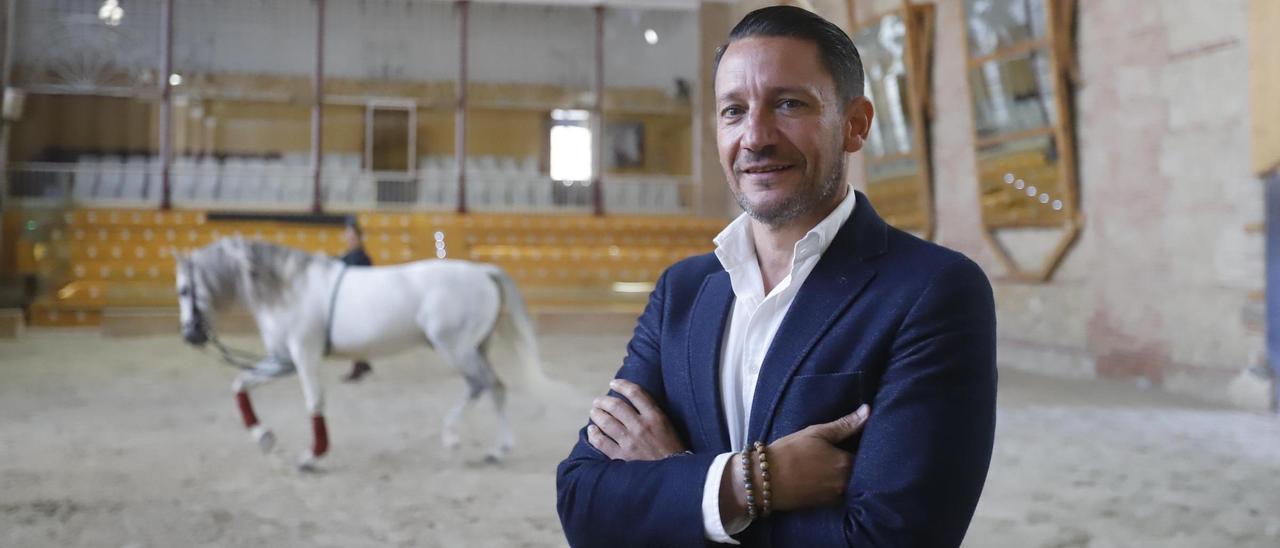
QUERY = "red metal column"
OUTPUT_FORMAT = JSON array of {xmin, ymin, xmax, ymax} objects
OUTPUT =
[
  {"xmin": 592, "ymin": 4, "xmax": 605, "ymax": 216},
  {"xmin": 311, "ymin": 0, "xmax": 326, "ymax": 213},
  {"xmin": 455, "ymin": 0, "xmax": 470, "ymax": 214},
  {"xmin": 159, "ymin": 0, "xmax": 174, "ymax": 210}
]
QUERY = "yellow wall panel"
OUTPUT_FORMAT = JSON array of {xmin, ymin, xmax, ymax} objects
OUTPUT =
[
  {"xmin": 12, "ymin": 89, "xmax": 690, "ymax": 176},
  {"xmin": 1252, "ymin": 0, "xmax": 1280, "ymax": 175}
]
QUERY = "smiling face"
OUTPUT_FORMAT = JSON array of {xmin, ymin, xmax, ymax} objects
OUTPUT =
[{"xmin": 714, "ymin": 36, "xmax": 872, "ymax": 229}]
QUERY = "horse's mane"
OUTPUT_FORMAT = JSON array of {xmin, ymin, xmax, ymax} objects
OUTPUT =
[{"xmin": 190, "ymin": 237, "xmax": 329, "ymax": 309}]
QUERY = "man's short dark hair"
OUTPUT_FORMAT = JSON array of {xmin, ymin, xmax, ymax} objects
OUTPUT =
[{"xmin": 712, "ymin": 5, "xmax": 865, "ymax": 107}]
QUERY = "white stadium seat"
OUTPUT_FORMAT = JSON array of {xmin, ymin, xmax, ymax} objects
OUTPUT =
[
  {"xmin": 95, "ymin": 156, "xmax": 124, "ymax": 199},
  {"xmin": 73, "ymin": 155, "xmax": 100, "ymax": 202}
]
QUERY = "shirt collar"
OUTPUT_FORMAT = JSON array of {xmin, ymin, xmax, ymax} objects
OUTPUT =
[{"xmin": 714, "ymin": 185, "xmax": 857, "ymax": 272}]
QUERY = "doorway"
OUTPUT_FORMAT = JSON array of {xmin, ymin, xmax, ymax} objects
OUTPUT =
[{"xmin": 364, "ymin": 100, "xmax": 417, "ymax": 204}]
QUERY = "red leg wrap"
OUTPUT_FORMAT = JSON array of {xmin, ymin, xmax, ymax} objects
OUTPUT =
[
  {"xmin": 235, "ymin": 391, "xmax": 259, "ymax": 428},
  {"xmin": 311, "ymin": 415, "xmax": 329, "ymax": 457}
]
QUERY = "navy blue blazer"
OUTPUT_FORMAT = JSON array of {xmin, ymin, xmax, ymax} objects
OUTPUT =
[{"xmin": 556, "ymin": 192, "xmax": 997, "ymax": 547}]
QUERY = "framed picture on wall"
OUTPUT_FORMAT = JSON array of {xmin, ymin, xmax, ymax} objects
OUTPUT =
[{"xmin": 606, "ymin": 122, "xmax": 644, "ymax": 170}]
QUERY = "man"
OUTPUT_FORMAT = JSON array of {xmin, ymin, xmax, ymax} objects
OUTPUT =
[
  {"xmin": 338, "ymin": 217, "xmax": 374, "ymax": 382},
  {"xmin": 556, "ymin": 6, "xmax": 996, "ymax": 547}
]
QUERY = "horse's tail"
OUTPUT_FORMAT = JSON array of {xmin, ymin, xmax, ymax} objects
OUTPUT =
[{"xmin": 487, "ymin": 267, "xmax": 552, "ymax": 390}]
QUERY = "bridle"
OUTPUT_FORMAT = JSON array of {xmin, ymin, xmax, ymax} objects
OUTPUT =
[{"xmin": 182, "ymin": 258, "xmax": 262, "ymax": 371}]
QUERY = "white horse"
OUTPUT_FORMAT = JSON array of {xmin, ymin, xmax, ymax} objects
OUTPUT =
[{"xmin": 174, "ymin": 237, "xmax": 545, "ymax": 469}]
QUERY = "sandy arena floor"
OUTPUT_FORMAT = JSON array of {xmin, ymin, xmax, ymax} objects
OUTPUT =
[{"xmin": 2, "ymin": 330, "xmax": 1278, "ymax": 547}]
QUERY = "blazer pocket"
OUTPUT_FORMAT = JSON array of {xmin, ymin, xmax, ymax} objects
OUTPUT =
[{"xmin": 772, "ymin": 372, "xmax": 864, "ymax": 438}]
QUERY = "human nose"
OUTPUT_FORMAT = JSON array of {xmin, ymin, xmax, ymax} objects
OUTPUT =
[{"xmin": 741, "ymin": 108, "xmax": 778, "ymax": 154}]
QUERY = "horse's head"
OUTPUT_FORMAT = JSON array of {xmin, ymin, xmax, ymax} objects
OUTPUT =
[{"xmin": 174, "ymin": 248, "xmax": 211, "ymax": 346}]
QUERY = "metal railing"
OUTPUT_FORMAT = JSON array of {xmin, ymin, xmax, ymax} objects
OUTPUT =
[{"xmin": 5, "ymin": 161, "xmax": 696, "ymax": 214}]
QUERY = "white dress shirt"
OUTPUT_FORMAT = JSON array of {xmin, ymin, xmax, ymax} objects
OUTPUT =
[{"xmin": 700, "ymin": 187, "xmax": 857, "ymax": 543}]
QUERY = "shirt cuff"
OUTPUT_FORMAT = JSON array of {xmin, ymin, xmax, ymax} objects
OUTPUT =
[{"xmin": 702, "ymin": 451, "xmax": 751, "ymax": 543}]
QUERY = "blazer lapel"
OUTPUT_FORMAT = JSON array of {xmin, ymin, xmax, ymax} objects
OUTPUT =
[
  {"xmin": 686, "ymin": 271, "xmax": 735, "ymax": 452},
  {"xmin": 746, "ymin": 192, "xmax": 888, "ymax": 443}
]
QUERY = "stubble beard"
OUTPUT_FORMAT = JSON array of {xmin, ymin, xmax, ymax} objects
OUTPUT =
[{"xmin": 733, "ymin": 148, "xmax": 845, "ymax": 229}]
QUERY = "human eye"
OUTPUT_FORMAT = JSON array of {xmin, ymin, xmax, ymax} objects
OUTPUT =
[{"xmin": 778, "ymin": 98, "xmax": 807, "ymax": 110}]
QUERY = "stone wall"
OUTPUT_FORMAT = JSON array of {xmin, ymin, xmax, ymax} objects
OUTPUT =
[{"xmin": 705, "ymin": 0, "xmax": 1270, "ymax": 408}]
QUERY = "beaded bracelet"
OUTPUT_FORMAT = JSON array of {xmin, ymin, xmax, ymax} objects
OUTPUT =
[
  {"xmin": 741, "ymin": 446, "xmax": 757, "ymax": 521},
  {"xmin": 754, "ymin": 441, "xmax": 772, "ymax": 518}
]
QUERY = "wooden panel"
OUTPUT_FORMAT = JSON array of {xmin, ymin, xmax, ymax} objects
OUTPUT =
[
  {"xmin": 976, "ymin": 138, "xmax": 1071, "ymax": 227},
  {"xmin": 1252, "ymin": 0, "xmax": 1280, "ymax": 175},
  {"xmin": 10, "ymin": 95, "xmax": 156, "ymax": 163},
  {"xmin": 12, "ymin": 78, "xmax": 692, "ymax": 177},
  {"xmin": 0, "ymin": 309, "xmax": 23, "ymax": 338},
  {"xmin": 865, "ymin": 173, "xmax": 928, "ymax": 230},
  {"xmin": 28, "ymin": 301, "xmax": 102, "ymax": 328}
]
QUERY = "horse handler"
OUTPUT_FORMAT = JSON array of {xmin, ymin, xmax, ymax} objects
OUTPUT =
[{"xmin": 338, "ymin": 217, "xmax": 374, "ymax": 382}]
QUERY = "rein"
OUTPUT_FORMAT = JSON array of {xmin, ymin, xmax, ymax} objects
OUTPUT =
[
  {"xmin": 184, "ymin": 254, "xmax": 346, "ymax": 371},
  {"xmin": 208, "ymin": 333, "xmax": 263, "ymax": 371},
  {"xmin": 185, "ymin": 259, "xmax": 262, "ymax": 371},
  {"xmin": 324, "ymin": 264, "xmax": 348, "ymax": 357}
]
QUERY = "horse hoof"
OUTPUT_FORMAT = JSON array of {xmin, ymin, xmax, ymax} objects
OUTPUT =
[
  {"xmin": 251, "ymin": 426, "xmax": 276, "ymax": 454},
  {"xmin": 486, "ymin": 447, "xmax": 515, "ymax": 464},
  {"xmin": 297, "ymin": 451, "xmax": 322, "ymax": 472}
]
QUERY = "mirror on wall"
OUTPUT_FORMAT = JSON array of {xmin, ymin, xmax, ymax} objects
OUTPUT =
[
  {"xmin": 964, "ymin": 0, "xmax": 1080, "ymax": 281},
  {"xmin": 852, "ymin": 4, "xmax": 936, "ymax": 238}
]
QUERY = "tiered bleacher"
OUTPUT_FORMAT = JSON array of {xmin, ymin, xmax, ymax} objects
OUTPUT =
[
  {"xmin": 57, "ymin": 153, "xmax": 685, "ymax": 213},
  {"xmin": 19, "ymin": 208, "xmax": 724, "ymax": 328}
]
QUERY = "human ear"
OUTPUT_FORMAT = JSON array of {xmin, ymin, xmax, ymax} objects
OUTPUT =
[{"xmin": 842, "ymin": 96, "xmax": 874, "ymax": 154}]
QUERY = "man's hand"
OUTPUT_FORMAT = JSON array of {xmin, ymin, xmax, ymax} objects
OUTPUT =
[
  {"xmin": 587, "ymin": 379, "xmax": 687, "ymax": 461},
  {"xmin": 720, "ymin": 404, "xmax": 871, "ymax": 523},
  {"xmin": 766, "ymin": 403, "xmax": 870, "ymax": 510}
]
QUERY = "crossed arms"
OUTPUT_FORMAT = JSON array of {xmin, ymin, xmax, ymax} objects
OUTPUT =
[{"xmin": 556, "ymin": 258, "xmax": 997, "ymax": 546}]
